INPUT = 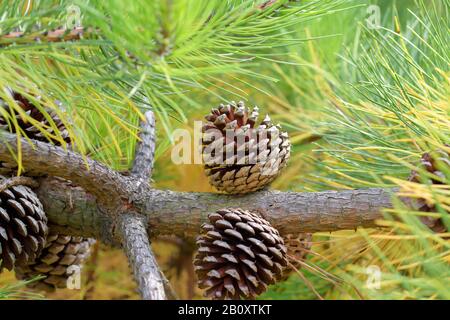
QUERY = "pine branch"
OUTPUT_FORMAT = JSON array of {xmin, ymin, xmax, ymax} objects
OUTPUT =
[
  {"xmin": 119, "ymin": 213, "xmax": 166, "ymax": 300},
  {"xmin": 0, "ymin": 27, "xmax": 88, "ymax": 47},
  {"xmin": 0, "ymin": 130, "xmax": 396, "ymax": 242},
  {"xmin": 0, "ymin": 131, "xmax": 132, "ymax": 210},
  {"xmin": 116, "ymin": 110, "xmax": 175, "ymax": 300},
  {"xmin": 131, "ymin": 111, "xmax": 156, "ymax": 180},
  {"xmin": 38, "ymin": 179, "xmax": 394, "ymax": 241}
]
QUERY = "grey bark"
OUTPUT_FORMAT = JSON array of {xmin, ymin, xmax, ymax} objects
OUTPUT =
[
  {"xmin": 36, "ymin": 177, "xmax": 394, "ymax": 242},
  {"xmin": 115, "ymin": 111, "xmax": 174, "ymax": 300},
  {"xmin": 0, "ymin": 132, "xmax": 131, "ymax": 210},
  {"xmin": 131, "ymin": 111, "xmax": 156, "ymax": 180},
  {"xmin": 118, "ymin": 213, "xmax": 166, "ymax": 300}
]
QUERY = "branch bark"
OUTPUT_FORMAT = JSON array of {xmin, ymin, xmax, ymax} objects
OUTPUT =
[
  {"xmin": 115, "ymin": 111, "xmax": 174, "ymax": 300},
  {"xmin": 131, "ymin": 111, "xmax": 156, "ymax": 180},
  {"xmin": 118, "ymin": 213, "xmax": 166, "ymax": 300},
  {"xmin": 36, "ymin": 177, "xmax": 394, "ymax": 241},
  {"xmin": 0, "ymin": 131, "xmax": 132, "ymax": 210}
]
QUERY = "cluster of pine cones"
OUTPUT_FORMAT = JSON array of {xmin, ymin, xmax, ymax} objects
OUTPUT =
[
  {"xmin": 195, "ymin": 102, "xmax": 311, "ymax": 299},
  {"xmin": 195, "ymin": 101, "xmax": 449, "ymax": 300},
  {"xmin": 0, "ymin": 89, "xmax": 95, "ymax": 291}
]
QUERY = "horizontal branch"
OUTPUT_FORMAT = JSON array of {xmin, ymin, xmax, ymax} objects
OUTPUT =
[
  {"xmin": 146, "ymin": 188, "xmax": 395, "ymax": 236},
  {"xmin": 37, "ymin": 177, "xmax": 394, "ymax": 243},
  {"xmin": 1, "ymin": 131, "xmax": 396, "ymax": 245},
  {"xmin": 0, "ymin": 131, "xmax": 132, "ymax": 209}
]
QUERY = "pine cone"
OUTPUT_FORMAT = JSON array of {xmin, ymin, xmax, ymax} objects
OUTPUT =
[
  {"xmin": 15, "ymin": 234, "xmax": 95, "ymax": 291},
  {"xmin": 202, "ymin": 101, "xmax": 290, "ymax": 194},
  {"xmin": 0, "ymin": 89, "xmax": 70, "ymax": 174},
  {"xmin": 408, "ymin": 147, "xmax": 449, "ymax": 232},
  {"xmin": 280, "ymin": 233, "xmax": 312, "ymax": 281},
  {"xmin": 0, "ymin": 178, "xmax": 48, "ymax": 272},
  {"xmin": 0, "ymin": 89, "xmax": 96, "ymax": 287},
  {"xmin": 194, "ymin": 208, "xmax": 288, "ymax": 300},
  {"xmin": 0, "ymin": 90, "xmax": 70, "ymax": 144}
]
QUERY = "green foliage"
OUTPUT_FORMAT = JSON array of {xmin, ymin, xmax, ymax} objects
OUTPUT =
[
  {"xmin": 0, "ymin": 0, "xmax": 345, "ymax": 170},
  {"xmin": 0, "ymin": 276, "xmax": 44, "ymax": 299},
  {"xmin": 314, "ymin": 0, "xmax": 449, "ymax": 189}
]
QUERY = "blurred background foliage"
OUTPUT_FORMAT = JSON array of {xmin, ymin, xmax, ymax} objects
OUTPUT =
[{"xmin": 0, "ymin": 0, "xmax": 448, "ymax": 299}]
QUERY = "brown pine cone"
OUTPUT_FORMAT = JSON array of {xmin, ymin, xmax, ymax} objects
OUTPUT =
[
  {"xmin": 194, "ymin": 208, "xmax": 288, "ymax": 300},
  {"xmin": 408, "ymin": 147, "xmax": 449, "ymax": 233},
  {"xmin": 0, "ymin": 178, "xmax": 48, "ymax": 272},
  {"xmin": 15, "ymin": 234, "xmax": 95, "ymax": 291},
  {"xmin": 280, "ymin": 233, "xmax": 312, "ymax": 281},
  {"xmin": 0, "ymin": 88, "xmax": 97, "ymax": 288},
  {"xmin": 0, "ymin": 90, "xmax": 70, "ymax": 144},
  {"xmin": 202, "ymin": 101, "xmax": 290, "ymax": 194},
  {"xmin": 0, "ymin": 89, "xmax": 71, "ymax": 174}
]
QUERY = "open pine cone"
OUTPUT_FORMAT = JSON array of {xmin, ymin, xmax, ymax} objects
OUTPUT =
[
  {"xmin": 0, "ymin": 90, "xmax": 70, "ymax": 144},
  {"xmin": 0, "ymin": 88, "xmax": 96, "ymax": 288},
  {"xmin": 15, "ymin": 234, "xmax": 95, "ymax": 291},
  {"xmin": 202, "ymin": 101, "xmax": 290, "ymax": 194},
  {"xmin": 0, "ymin": 177, "xmax": 48, "ymax": 272},
  {"xmin": 0, "ymin": 89, "xmax": 71, "ymax": 175},
  {"xmin": 408, "ymin": 147, "xmax": 449, "ymax": 232},
  {"xmin": 194, "ymin": 208, "xmax": 288, "ymax": 300}
]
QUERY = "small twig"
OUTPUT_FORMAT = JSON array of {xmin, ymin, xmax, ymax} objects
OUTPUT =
[
  {"xmin": 118, "ymin": 214, "xmax": 166, "ymax": 300},
  {"xmin": 131, "ymin": 111, "xmax": 155, "ymax": 180},
  {"xmin": 0, "ymin": 27, "xmax": 87, "ymax": 47},
  {"xmin": 257, "ymin": 0, "xmax": 278, "ymax": 10}
]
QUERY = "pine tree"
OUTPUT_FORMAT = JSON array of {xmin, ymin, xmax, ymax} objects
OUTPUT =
[{"xmin": 0, "ymin": 0, "xmax": 448, "ymax": 300}]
